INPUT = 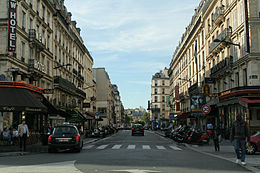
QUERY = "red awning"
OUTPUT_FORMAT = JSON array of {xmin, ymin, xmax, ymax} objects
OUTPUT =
[{"xmin": 240, "ymin": 98, "xmax": 260, "ymax": 104}]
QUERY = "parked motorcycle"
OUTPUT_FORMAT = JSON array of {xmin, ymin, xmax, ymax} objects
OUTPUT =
[{"xmin": 187, "ymin": 128, "xmax": 209, "ymax": 144}]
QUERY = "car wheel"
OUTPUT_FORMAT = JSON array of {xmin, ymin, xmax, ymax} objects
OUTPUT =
[
  {"xmin": 48, "ymin": 147, "xmax": 56, "ymax": 153},
  {"xmin": 246, "ymin": 143, "xmax": 256, "ymax": 155}
]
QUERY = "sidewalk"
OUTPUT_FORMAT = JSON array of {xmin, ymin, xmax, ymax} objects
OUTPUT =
[
  {"xmin": 0, "ymin": 137, "xmax": 101, "ymax": 157},
  {"xmin": 154, "ymin": 130, "xmax": 260, "ymax": 173}
]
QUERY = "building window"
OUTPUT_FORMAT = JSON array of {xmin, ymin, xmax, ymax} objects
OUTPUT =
[
  {"xmin": 162, "ymin": 80, "xmax": 165, "ymax": 86},
  {"xmin": 236, "ymin": 72, "xmax": 239, "ymax": 87},
  {"xmin": 155, "ymin": 96, "xmax": 158, "ymax": 102},
  {"xmin": 154, "ymin": 88, "xmax": 158, "ymax": 94},
  {"xmin": 155, "ymin": 80, "xmax": 158, "ymax": 86},
  {"xmin": 21, "ymin": 41, "xmax": 25, "ymax": 62},
  {"xmin": 229, "ymin": 76, "xmax": 233, "ymax": 89},
  {"xmin": 47, "ymin": 11, "xmax": 50, "ymax": 25},
  {"xmin": 243, "ymin": 69, "xmax": 247, "ymax": 86},
  {"xmin": 232, "ymin": 9, "xmax": 237, "ymax": 30},
  {"xmin": 22, "ymin": 11, "xmax": 26, "ymax": 30},
  {"xmin": 47, "ymin": 60, "xmax": 50, "ymax": 75},
  {"xmin": 29, "ymin": 18, "xmax": 33, "ymax": 29},
  {"xmin": 162, "ymin": 96, "xmax": 165, "ymax": 102},
  {"xmin": 162, "ymin": 104, "xmax": 165, "ymax": 111},
  {"xmin": 42, "ymin": 5, "xmax": 45, "ymax": 20},
  {"xmin": 162, "ymin": 88, "xmax": 165, "ymax": 94},
  {"xmin": 37, "ymin": 0, "xmax": 40, "ymax": 13}
]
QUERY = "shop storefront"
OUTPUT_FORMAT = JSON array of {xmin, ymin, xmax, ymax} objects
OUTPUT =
[{"xmin": 0, "ymin": 82, "xmax": 48, "ymax": 144}]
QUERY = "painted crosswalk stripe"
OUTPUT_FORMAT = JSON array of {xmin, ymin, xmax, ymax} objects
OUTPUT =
[
  {"xmin": 97, "ymin": 145, "xmax": 108, "ymax": 149},
  {"xmin": 83, "ymin": 145, "xmax": 94, "ymax": 149},
  {"xmin": 142, "ymin": 145, "xmax": 151, "ymax": 149},
  {"xmin": 127, "ymin": 145, "xmax": 136, "ymax": 149},
  {"xmin": 156, "ymin": 145, "xmax": 166, "ymax": 150},
  {"xmin": 169, "ymin": 146, "xmax": 182, "ymax": 151},
  {"xmin": 112, "ymin": 145, "xmax": 122, "ymax": 149}
]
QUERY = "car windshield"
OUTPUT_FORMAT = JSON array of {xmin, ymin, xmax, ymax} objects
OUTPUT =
[{"xmin": 53, "ymin": 126, "xmax": 78, "ymax": 135}]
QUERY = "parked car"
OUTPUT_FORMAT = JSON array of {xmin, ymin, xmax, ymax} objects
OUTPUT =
[
  {"xmin": 48, "ymin": 125, "xmax": 83, "ymax": 153},
  {"xmin": 132, "ymin": 124, "xmax": 144, "ymax": 136},
  {"xmin": 246, "ymin": 131, "xmax": 260, "ymax": 155}
]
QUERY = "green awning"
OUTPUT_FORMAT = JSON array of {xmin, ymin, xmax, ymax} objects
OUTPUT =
[{"xmin": 66, "ymin": 110, "xmax": 87, "ymax": 123}]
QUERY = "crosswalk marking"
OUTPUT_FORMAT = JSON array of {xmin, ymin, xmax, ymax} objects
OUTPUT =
[
  {"xmin": 127, "ymin": 145, "xmax": 136, "ymax": 149},
  {"xmin": 156, "ymin": 145, "xmax": 166, "ymax": 150},
  {"xmin": 142, "ymin": 145, "xmax": 151, "ymax": 149},
  {"xmin": 83, "ymin": 145, "xmax": 94, "ymax": 149},
  {"xmin": 112, "ymin": 145, "xmax": 122, "ymax": 149},
  {"xmin": 169, "ymin": 146, "xmax": 182, "ymax": 151},
  {"xmin": 83, "ymin": 144, "xmax": 182, "ymax": 151},
  {"xmin": 97, "ymin": 145, "xmax": 108, "ymax": 149}
]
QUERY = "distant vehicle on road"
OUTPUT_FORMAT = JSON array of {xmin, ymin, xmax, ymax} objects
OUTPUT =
[
  {"xmin": 247, "ymin": 131, "xmax": 260, "ymax": 155},
  {"xmin": 48, "ymin": 124, "xmax": 83, "ymax": 153},
  {"xmin": 132, "ymin": 124, "xmax": 144, "ymax": 136}
]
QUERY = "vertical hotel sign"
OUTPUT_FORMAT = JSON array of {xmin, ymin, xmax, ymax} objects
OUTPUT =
[{"xmin": 7, "ymin": 0, "xmax": 17, "ymax": 52}]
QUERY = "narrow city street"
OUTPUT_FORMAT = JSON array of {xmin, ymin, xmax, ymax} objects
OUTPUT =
[{"xmin": 0, "ymin": 130, "xmax": 250, "ymax": 173}]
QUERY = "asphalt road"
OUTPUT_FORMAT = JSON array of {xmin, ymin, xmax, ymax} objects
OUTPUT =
[{"xmin": 0, "ymin": 130, "xmax": 250, "ymax": 173}]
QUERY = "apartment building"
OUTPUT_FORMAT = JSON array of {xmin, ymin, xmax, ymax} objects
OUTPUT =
[
  {"xmin": 0, "ymin": 0, "xmax": 94, "ymax": 132},
  {"xmin": 93, "ymin": 68, "xmax": 113, "ymax": 126},
  {"xmin": 151, "ymin": 68, "xmax": 170, "ymax": 127},
  {"xmin": 112, "ymin": 84, "xmax": 123, "ymax": 126},
  {"xmin": 169, "ymin": 0, "xmax": 260, "ymax": 133}
]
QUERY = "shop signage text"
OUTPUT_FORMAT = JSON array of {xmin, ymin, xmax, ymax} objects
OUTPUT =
[{"xmin": 7, "ymin": 0, "xmax": 17, "ymax": 52}]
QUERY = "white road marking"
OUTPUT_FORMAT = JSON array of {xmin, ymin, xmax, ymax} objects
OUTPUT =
[
  {"xmin": 142, "ymin": 145, "xmax": 151, "ymax": 149},
  {"xmin": 127, "ymin": 145, "xmax": 136, "ymax": 149},
  {"xmin": 112, "ymin": 144, "xmax": 122, "ymax": 149},
  {"xmin": 156, "ymin": 145, "xmax": 166, "ymax": 150},
  {"xmin": 169, "ymin": 145, "xmax": 182, "ymax": 151},
  {"xmin": 111, "ymin": 169, "xmax": 161, "ymax": 173},
  {"xmin": 96, "ymin": 145, "xmax": 108, "ymax": 149},
  {"xmin": 83, "ymin": 145, "xmax": 94, "ymax": 149}
]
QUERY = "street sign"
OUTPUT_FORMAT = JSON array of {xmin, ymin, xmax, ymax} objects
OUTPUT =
[
  {"xmin": 43, "ymin": 89, "xmax": 53, "ymax": 94},
  {"xmin": 95, "ymin": 112, "xmax": 99, "ymax": 116},
  {"xmin": 169, "ymin": 113, "xmax": 175, "ymax": 120},
  {"xmin": 202, "ymin": 105, "xmax": 211, "ymax": 114},
  {"xmin": 205, "ymin": 77, "xmax": 216, "ymax": 84}
]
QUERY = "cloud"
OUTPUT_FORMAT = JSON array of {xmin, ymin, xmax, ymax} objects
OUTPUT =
[{"xmin": 65, "ymin": 0, "xmax": 200, "ymax": 53}]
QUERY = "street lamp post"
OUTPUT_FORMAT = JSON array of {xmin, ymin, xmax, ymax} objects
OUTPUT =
[
  {"xmin": 213, "ymin": 39, "xmax": 240, "ymax": 48},
  {"xmin": 178, "ymin": 78, "xmax": 192, "ymax": 87}
]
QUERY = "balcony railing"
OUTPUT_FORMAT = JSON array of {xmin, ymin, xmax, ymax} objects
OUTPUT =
[
  {"xmin": 210, "ymin": 56, "xmax": 233, "ymax": 76},
  {"xmin": 29, "ymin": 29, "xmax": 45, "ymax": 50},
  {"xmin": 213, "ymin": 6, "xmax": 224, "ymax": 25},
  {"xmin": 209, "ymin": 28, "xmax": 232, "ymax": 53},
  {"xmin": 54, "ymin": 76, "xmax": 86, "ymax": 98}
]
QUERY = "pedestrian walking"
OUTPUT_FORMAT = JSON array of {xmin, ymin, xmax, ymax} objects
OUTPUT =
[
  {"xmin": 18, "ymin": 120, "xmax": 30, "ymax": 152},
  {"xmin": 212, "ymin": 126, "xmax": 220, "ymax": 151},
  {"xmin": 231, "ymin": 114, "xmax": 250, "ymax": 166}
]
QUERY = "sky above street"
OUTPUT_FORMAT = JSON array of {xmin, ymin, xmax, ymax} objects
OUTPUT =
[{"xmin": 65, "ymin": 0, "xmax": 201, "ymax": 109}]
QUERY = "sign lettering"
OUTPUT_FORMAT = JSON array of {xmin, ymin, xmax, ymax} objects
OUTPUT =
[{"xmin": 7, "ymin": 0, "xmax": 17, "ymax": 52}]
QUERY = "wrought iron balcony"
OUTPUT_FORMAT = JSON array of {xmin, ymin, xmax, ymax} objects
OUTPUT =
[
  {"xmin": 213, "ymin": 6, "xmax": 225, "ymax": 26},
  {"xmin": 54, "ymin": 76, "xmax": 86, "ymax": 99},
  {"xmin": 28, "ymin": 29, "xmax": 45, "ymax": 50},
  {"xmin": 209, "ymin": 28, "xmax": 232, "ymax": 54}
]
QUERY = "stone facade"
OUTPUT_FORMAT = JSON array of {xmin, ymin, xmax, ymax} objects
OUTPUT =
[
  {"xmin": 151, "ymin": 68, "xmax": 170, "ymax": 126},
  {"xmin": 169, "ymin": 0, "xmax": 260, "ymax": 132}
]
